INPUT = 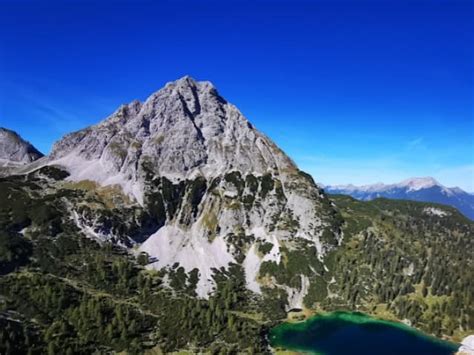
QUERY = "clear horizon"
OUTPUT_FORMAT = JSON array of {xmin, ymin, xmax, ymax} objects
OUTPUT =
[{"xmin": 1, "ymin": 0, "xmax": 472, "ymax": 190}]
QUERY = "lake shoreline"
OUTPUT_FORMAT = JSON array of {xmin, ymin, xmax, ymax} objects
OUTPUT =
[
  {"xmin": 269, "ymin": 311, "xmax": 459, "ymax": 355},
  {"xmin": 281, "ymin": 306, "xmax": 466, "ymax": 343}
]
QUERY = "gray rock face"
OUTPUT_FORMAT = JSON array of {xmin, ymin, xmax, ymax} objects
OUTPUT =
[
  {"xmin": 458, "ymin": 335, "xmax": 474, "ymax": 355},
  {"xmin": 47, "ymin": 76, "xmax": 341, "ymax": 300},
  {"xmin": 0, "ymin": 128, "xmax": 43, "ymax": 165},
  {"xmin": 49, "ymin": 76, "xmax": 295, "ymax": 200}
]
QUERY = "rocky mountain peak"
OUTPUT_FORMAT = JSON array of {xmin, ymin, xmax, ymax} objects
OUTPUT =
[
  {"xmin": 398, "ymin": 177, "xmax": 440, "ymax": 191},
  {"xmin": 165, "ymin": 75, "xmax": 217, "ymax": 94},
  {"xmin": 42, "ymin": 77, "xmax": 341, "ymax": 299},
  {"xmin": 0, "ymin": 127, "xmax": 44, "ymax": 165},
  {"xmin": 144, "ymin": 76, "xmax": 224, "ymax": 118},
  {"xmin": 48, "ymin": 77, "xmax": 295, "ymax": 202}
]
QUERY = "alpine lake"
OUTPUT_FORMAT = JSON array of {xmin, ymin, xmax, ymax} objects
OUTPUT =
[{"xmin": 270, "ymin": 311, "xmax": 459, "ymax": 355}]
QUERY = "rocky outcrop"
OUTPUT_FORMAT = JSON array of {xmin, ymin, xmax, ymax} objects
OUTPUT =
[
  {"xmin": 458, "ymin": 335, "xmax": 474, "ymax": 355},
  {"xmin": 0, "ymin": 128, "xmax": 43, "ymax": 166},
  {"xmin": 45, "ymin": 76, "xmax": 341, "ymax": 298},
  {"xmin": 48, "ymin": 76, "xmax": 297, "ymax": 203}
]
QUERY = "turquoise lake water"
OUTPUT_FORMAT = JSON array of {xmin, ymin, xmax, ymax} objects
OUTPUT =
[{"xmin": 270, "ymin": 311, "xmax": 458, "ymax": 355}]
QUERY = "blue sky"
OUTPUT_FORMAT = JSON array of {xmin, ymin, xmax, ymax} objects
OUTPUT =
[{"xmin": 1, "ymin": 0, "xmax": 473, "ymax": 190}]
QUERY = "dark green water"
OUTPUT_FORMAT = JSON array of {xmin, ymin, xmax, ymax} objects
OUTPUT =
[{"xmin": 270, "ymin": 311, "xmax": 458, "ymax": 355}]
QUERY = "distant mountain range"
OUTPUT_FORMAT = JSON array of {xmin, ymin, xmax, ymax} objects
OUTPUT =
[{"xmin": 325, "ymin": 177, "xmax": 474, "ymax": 220}]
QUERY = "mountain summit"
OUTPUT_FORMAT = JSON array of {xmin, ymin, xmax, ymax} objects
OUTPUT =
[
  {"xmin": 397, "ymin": 177, "xmax": 440, "ymax": 191},
  {"xmin": 48, "ymin": 76, "xmax": 295, "ymax": 204},
  {"xmin": 0, "ymin": 127, "xmax": 43, "ymax": 166},
  {"xmin": 326, "ymin": 177, "xmax": 474, "ymax": 220},
  {"xmin": 43, "ymin": 76, "xmax": 341, "ymax": 300}
]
